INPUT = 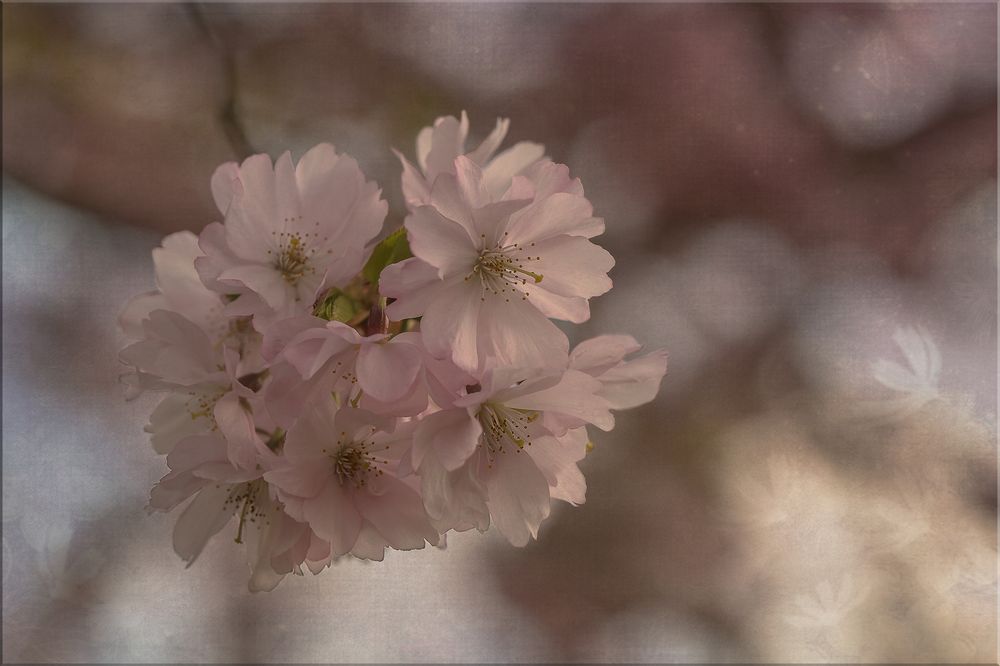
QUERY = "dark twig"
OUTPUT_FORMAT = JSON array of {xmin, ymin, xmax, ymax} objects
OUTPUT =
[{"xmin": 185, "ymin": 2, "xmax": 256, "ymax": 160}]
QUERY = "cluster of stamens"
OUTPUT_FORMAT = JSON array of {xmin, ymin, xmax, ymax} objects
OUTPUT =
[
  {"xmin": 467, "ymin": 233, "xmax": 543, "ymax": 303},
  {"xmin": 267, "ymin": 219, "xmax": 333, "ymax": 288},
  {"xmin": 322, "ymin": 428, "xmax": 391, "ymax": 489},
  {"xmin": 186, "ymin": 389, "xmax": 225, "ymax": 428},
  {"xmin": 217, "ymin": 316, "xmax": 256, "ymax": 356},
  {"xmin": 477, "ymin": 402, "xmax": 540, "ymax": 465},
  {"xmin": 222, "ymin": 479, "xmax": 273, "ymax": 544}
]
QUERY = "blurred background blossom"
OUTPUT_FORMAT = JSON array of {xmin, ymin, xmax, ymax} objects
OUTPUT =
[{"xmin": 2, "ymin": 2, "xmax": 995, "ymax": 662}]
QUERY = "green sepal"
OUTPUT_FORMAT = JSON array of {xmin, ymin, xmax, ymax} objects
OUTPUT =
[
  {"xmin": 314, "ymin": 291, "xmax": 358, "ymax": 323},
  {"xmin": 362, "ymin": 227, "xmax": 411, "ymax": 287}
]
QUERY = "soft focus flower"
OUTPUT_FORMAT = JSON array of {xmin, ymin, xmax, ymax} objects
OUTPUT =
[
  {"xmin": 381, "ymin": 156, "xmax": 613, "ymax": 372},
  {"xmin": 147, "ymin": 430, "xmax": 318, "ymax": 590},
  {"xmin": 395, "ymin": 111, "xmax": 545, "ymax": 208},
  {"xmin": 118, "ymin": 306, "xmax": 265, "ymax": 466},
  {"xmin": 119, "ymin": 231, "xmax": 227, "ymax": 342},
  {"xmin": 264, "ymin": 404, "xmax": 439, "ymax": 557},
  {"xmin": 410, "ymin": 366, "xmax": 613, "ymax": 545},
  {"xmin": 871, "ymin": 325, "xmax": 941, "ymax": 403},
  {"xmin": 196, "ymin": 145, "xmax": 387, "ymax": 323},
  {"xmin": 118, "ymin": 231, "xmax": 232, "ymax": 399}
]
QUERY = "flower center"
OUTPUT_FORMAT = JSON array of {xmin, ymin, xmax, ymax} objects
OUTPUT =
[
  {"xmin": 323, "ymin": 430, "xmax": 389, "ymax": 488},
  {"xmin": 267, "ymin": 223, "xmax": 332, "ymax": 287},
  {"xmin": 223, "ymin": 479, "xmax": 273, "ymax": 544},
  {"xmin": 467, "ymin": 234, "xmax": 543, "ymax": 302},
  {"xmin": 186, "ymin": 389, "xmax": 226, "ymax": 427},
  {"xmin": 218, "ymin": 316, "xmax": 258, "ymax": 356},
  {"xmin": 477, "ymin": 402, "xmax": 539, "ymax": 462},
  {"xmin": 274, "ymin": 233, "xmax": 311, "ymax": 285}
]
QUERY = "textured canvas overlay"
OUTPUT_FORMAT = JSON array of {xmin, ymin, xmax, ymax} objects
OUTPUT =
[{"xmin": 2, "ymin": 3, "xmax": 997, "ymax": 662}]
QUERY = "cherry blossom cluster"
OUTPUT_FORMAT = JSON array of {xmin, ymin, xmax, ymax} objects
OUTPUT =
[{"xmin": 119, "ymin": 113, "xmax": 667, "ymax": 591}]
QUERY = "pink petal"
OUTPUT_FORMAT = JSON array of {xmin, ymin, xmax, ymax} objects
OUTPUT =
[
  {"xmin": 484, "ymin": 449, "xmax": 551, "ymax": 547},
  {"xmin": 466, "ymin": 116, "xmax": 510, "ymax": 165},
  {"xmin": 428, "ymin": 172, "xmax": 477, "ymax": 238},
  {"xmin": 423, "ymin": 112, "xmax": 468, "ymax": 181},
  {"xmin": 238, "ymin": 153, "xmax": 277, "ymax": 213},
  {"xmin": 354, "ymin": 476, "xmax": 439, "ymax": 550},
  {"xmin": 569, "ymin": 335, "xmax": 641, "ymax": 375},
  {"xmin": 173, "ymin": 484, "xmax": 235, "ymax": 565},
  {"xmin": 283, "ymin": 328, "xmax": 356, "ymax": 380},
  {"xmin": 472, "ymin": 199, "xmax": 533, "ymax": 248},
  {"xmin": 529, "ymin": 235, "xmax": 614, "ymax": 299},
  {"xmin": 361, "ymin": 378, "xmax": 429, "ymax": 417},
  {"xmin": 454, "ymin": 155, "xmax": 490, "ymax": 209},
  {"xmin": 519, "ymin": 160, "xmax": 584, "ymax": 198},
  {"xmin": 194, "ymin": 222, "xmax": 240, "ymax": 293},
  {"xmin": 297, "ymin": 148, "xmax": 386, "ymax": 262},
  {"xmin": 351, "ymin": 523, "xmax": 388, "ymax": 561},
  {"xmin": 210, "ymin": 161, "xmax": 241, "ymax": 216},
  {"xmin": 260, "ymin": 314, "xmax": 326, "ymax": 360},
  {"xmin": 475, "ymin": 296, "xmax": 570, "ymax": 371},
  {"xmin": 165, "ymin": 432, "xmax": 230, "ymax": 473},
  {"xmin": 263, "ymin": 362, "xmax": 333, "ymax": 429},
  {"xmin": 420, "ymin": 279, "xmax": 483, "ymax": 372},
  {"xmin": 293, "ymin": 143, "xmax": 343, "ymax": 217},
  {"xmin": 217, "ymin": 264, "xmax": 293, "ymax": 311},
  {"xmin": 503, "ymin": 369, "xmax": 614, "ymax": 432},
  {"xmin": 526, "ymin": 429, "xmax": 588, "ymax": 506},
  {"xmin": 223, "ymin": 200, "xmax": 278, "ymax": 263},
  {"xmin": 415, "ymin": 125, "xmax": 433, "ymax": 172},
  {"xmin": 118, "ymin": 291, "xmax": 166, "ymax": 339},
  {"xmin": 413, "ymin": 408, "xmax": 483, "ymax": 472},
  {"xmin": 265, "ymin": 462, "xmax": 331, "ymax": 500},
  {"xmin": 506, "ymin": 192, "xmax": 604, "ymax": 245},
  {"xmin": 273, "ymin": 150, "xmax": 302, "ymax": 224},
  {"xmin": 213, "ymin": 392, "xmax": 260, "ymax": 471},
  {"xmin": 482, "ymin": 141, "xmax": 545, "ymax": 199},
  {"xmin": 405, "ymin": 206, "xmax": 477, "ymax": 278},
  {"xmin": 380, "ymin": 258, "xmax": 445, "ymax": 320},
  {"xmin": 147, "ymin": 393, "xmax": 209, "ymax": 455},
  {"xmin": 357, "ymin": 340, "xmax": 423, "ymax": 403},
  {"xmin": 282, "ymin": 402, "xmax": 337, "ymax": 462},
  {"xmin": 303, "ymin": 479, "xmax": 362, "ymax": 556},
  {"xmin": 153, "ymin": 231, "xmax": 204, "ymax": 302},
  {"xmin": 597, "ymin": 350, "xmax": 669, "ymax": 410},
  {"xmin": 393, "ymin": 148, "xmax": 432, "ymax": 208},
  {"xmin": 522, "ymin": 288, "xmax": 590, "ymax": 324}
]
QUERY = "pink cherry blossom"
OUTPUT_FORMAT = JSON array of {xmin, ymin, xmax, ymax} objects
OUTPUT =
[
  {"xmin": 410, "ymin": 367, "xmax": 610, "ymax": 545},
  {"xmin": 119, "ymin": 231, "xmax": 227, "ymax": 340},
  {"xmin": 118, "ymin": 231, "xmax": 270, "ymax": 456},
  {"xmin": 118, "ymin": 231, "xmax": 234, "ymax": 399},
  {"xmin": 264, "ymin": 404, "xmax": 439, "ymax": 558},
  {"xmin": 395, "ymin": 111, "xmax": 545, "ymax": 208},
  {"xmin": 380, "ymin": 156, "xmax": 614, "ymax": 372},
  {"xmin": 196, "ymin": 145, "xmax": 388, "ymax": 322},
  {"xmin": 147, "ymin": 431, "xmax": 321, "ymax": 591},
  {"xmin": 118, "ymin": 305, "xmax": 266, "ymax": 465}
]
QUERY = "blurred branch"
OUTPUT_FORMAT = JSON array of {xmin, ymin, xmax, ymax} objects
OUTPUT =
[{"xmin": 185, "ymin": 2, "xmax": 255, "ymax": 160}]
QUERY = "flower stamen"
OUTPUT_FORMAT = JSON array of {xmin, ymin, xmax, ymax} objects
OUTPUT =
[
  {"xmin": 477, "ymin": 403, "xmax": 539, "ymax": 465},
  {"xmin": 322, "ymin": 429, "xmax": 391, "ymax": 489},
  {"xmin": 266, "ymin": 223, "xmax": 330, "ymax": 287},
  {"xmin": 468, "ymin": 238, "xmax": 544, "ymax": 303}
]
